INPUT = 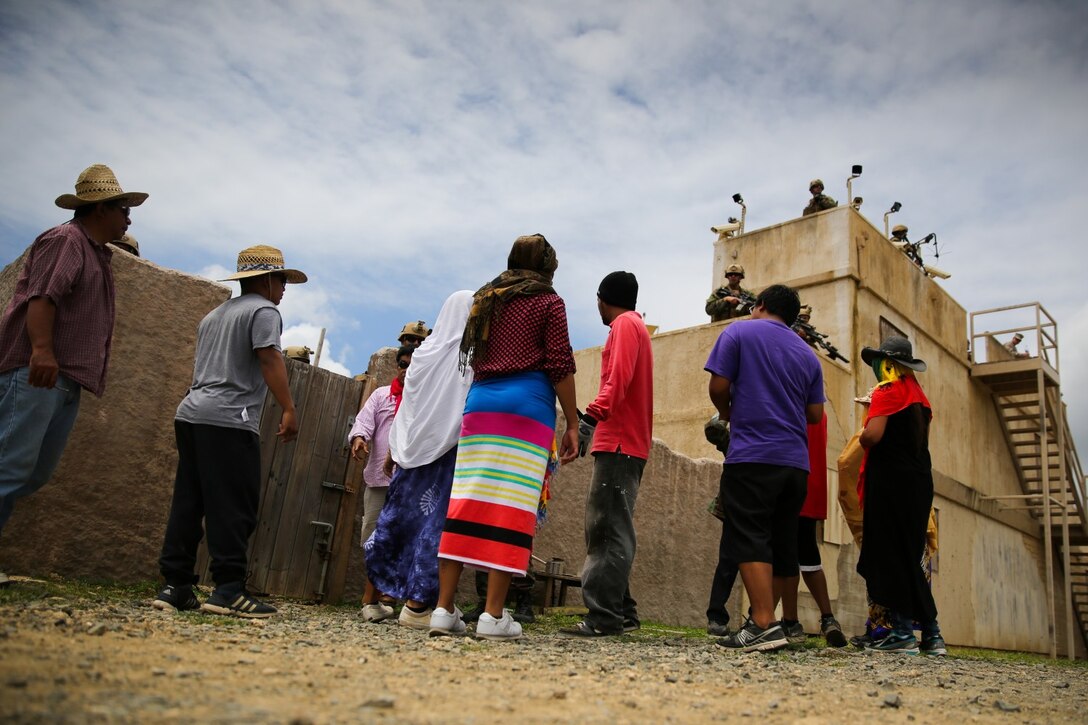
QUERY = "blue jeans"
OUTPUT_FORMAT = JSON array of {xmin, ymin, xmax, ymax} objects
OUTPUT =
[
  {"xmin": 581, "ymin": 452, "xmax": 645, "ymax": 634},
  {"xmin": 0, "ymin": 367, "xmax": 82, "ymax": 533}
]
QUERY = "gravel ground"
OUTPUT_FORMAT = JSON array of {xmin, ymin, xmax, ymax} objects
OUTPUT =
[{"xmin": 1, "ymin": 581, "xmax": 1085, "ymax": 724}]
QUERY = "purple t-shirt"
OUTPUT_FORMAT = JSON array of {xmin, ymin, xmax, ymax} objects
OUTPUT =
[{"xmin": 704, "ymin": 318, "xmax": 824, "ymax": 471}]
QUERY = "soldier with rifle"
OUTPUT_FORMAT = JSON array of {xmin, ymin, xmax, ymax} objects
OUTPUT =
[
  {"xmin": 791, "ymin": 307, "xmax": 850, "ymax": 364},
  {"xmin": 705, "ymin": 264, "xmax": 755, "ymax": 322}
]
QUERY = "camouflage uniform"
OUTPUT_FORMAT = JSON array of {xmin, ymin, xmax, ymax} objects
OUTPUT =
[
  {"xmin": 802, "ymin": 194, "xmax": 838, "ymax": 216},
  {"xmin": 705, "ymin": 284, "xmax": 754, "ymax": 322}
]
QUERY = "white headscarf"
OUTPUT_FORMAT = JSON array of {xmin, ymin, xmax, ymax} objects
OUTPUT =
[{"xmin": 388, "ymin": 290, "xmax": 474, "ymax": 468}]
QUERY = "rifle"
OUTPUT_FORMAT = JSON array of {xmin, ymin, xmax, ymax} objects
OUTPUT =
[
  {"xmin": 733, "ymin": 289, "xmax": 757, "ymax": 315},
  {"xmin": 792, "ymin": 320, "xmax": 850, "ymax": 363}
]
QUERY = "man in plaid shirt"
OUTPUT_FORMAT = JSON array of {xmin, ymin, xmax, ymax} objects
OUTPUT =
[{"xmin": 0, "ymin": 165, "xmax": 146, "ymax": 585}]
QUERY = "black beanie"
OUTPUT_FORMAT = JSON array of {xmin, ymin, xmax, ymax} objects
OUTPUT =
[{"xmin": 597, "ymin": 271, "xmax": 638, "ymax": 310}]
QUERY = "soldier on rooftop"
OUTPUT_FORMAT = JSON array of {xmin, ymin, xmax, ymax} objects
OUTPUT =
[{"xmin": 802, "ymin": 179, "xmax": 838, "ymax": 216}]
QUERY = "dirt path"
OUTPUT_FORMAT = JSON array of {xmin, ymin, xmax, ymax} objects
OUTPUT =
[{"xmin": 1, "ymin": 584, "xmax": 1085, "ymax": 723}]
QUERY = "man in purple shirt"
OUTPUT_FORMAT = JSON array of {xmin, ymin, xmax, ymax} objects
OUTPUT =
[
  {"xmin": 0, "ymin": 165, "xmax": 146, "ymax": 585},
  {"xmin": 705, "ymin": 284, "xmax": 824, "ymax": 652}
]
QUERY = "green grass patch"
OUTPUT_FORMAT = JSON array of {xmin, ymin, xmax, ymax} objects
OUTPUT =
[
  {"xmin": 0, "ymin": 576, "xmax": 159, "ymax": 606},
  {"xmin": 947, "ymin": 645, "xmax": 1088, "ymax": 668}
]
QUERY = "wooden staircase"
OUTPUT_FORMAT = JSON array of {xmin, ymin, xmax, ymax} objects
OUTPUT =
[{"xmin": 970, "ymin": 303, "xmax": 1087, "ymax": 659}]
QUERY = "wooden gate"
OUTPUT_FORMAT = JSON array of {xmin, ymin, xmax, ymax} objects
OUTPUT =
[{"xmin": 197, "ymin": 359, "xmax": 365, "ymax": 601}]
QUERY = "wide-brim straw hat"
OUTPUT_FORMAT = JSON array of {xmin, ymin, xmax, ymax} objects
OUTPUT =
[
  {"xmin": 55, "ymin": 164, "xmax": 149, "ymax": 210},
  {"xmin": 860, "ymin": 336, "xmax": 927, "ymax": 372},
  {"xmin": 221, "ymin": 244, "xmax": 308, "ymax": 283}
]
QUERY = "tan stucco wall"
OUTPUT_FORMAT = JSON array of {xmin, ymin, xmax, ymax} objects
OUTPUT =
[
  {"xmin": 534, "ymin": 439, "xmax": 744, "ymax": 628},
  {"xmin": 0, "ymin": 248, "xmax": 230, "ymax": 581}
]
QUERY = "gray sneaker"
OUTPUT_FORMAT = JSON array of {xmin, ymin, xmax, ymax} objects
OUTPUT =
[
  {"xmin": 707, "ymin": 621, "xmax": 730, "ymax": 637},
  {"xmin": 783, "ymin": 620, "xmax": 806, "ymax": 644},
  {"xmin": 716, "ymin": 619, "xmax": 789, "ymax": 652},
  {"xmin": 820, "ymin": 615, "xmax": 848, "ymax": 647}
]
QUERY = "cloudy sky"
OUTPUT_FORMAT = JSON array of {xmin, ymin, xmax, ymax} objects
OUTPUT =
[{"xmin": 2, "ymin": 0, "xmax": 1087, "ymax": 452}]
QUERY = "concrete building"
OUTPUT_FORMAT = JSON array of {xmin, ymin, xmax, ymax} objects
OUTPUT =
[{"xmin": 548, "ymin": 204, "xmax": 1086, "ymax": 657}]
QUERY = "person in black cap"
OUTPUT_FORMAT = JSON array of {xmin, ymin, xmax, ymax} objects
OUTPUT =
[
  {"xmin": 856, "ymin": 336, "xmax": 945, "ymax": 655},
  {"xmin": 560, "ymin": 271, "xmax": 655, "ymax": 637}
]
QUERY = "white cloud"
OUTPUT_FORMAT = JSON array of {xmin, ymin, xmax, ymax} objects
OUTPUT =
[
  {"xmin": 1, "ymin": 0, "xmax": 1087, "ymax": 452},
  {"xmin": 282, "ymin": 323, "xmax": 352, "ymax": 378}
]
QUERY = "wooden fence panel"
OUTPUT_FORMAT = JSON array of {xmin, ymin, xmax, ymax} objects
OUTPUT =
[{"xmin": 197, "ymin": 360, "xmax": 363, "ymax": 600}]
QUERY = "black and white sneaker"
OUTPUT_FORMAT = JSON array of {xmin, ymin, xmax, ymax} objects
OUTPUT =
[
  {"xmin": 151, "ymin": 584, "xmax": 200, "ymax": 612},
  {"xmin": 559, "ymin": 620, "xmax": 615, "ymax": 638},
  {"xmin": 716, "ymin": 619, "xmax": 789, "ymax": 652},
  {"xmin": 201, "ymin": 588, "xmax": 276, "ymax": 619}
]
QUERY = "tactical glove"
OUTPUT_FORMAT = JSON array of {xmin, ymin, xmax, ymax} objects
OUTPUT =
[{"xmin": 577, "ymin": 410, "xmax": 597, "ymax": 457}]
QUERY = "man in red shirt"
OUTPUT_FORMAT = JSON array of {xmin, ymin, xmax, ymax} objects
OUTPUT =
[
  {"xmin": 561, "ymin": 271, "xmax": 654, "ymax": 637},
  {"xmin": 0, "ymin": 165, "xmax": 147, "ymax": 584}
]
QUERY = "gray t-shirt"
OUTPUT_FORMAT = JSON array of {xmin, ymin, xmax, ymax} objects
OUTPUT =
[{"xmin": 176, "ymin": 293, "xmax": 282, "ymax": 433}]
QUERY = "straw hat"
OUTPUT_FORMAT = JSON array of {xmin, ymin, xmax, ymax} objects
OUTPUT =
[
  {"xmin": 860, "ymin": 336, "xmax": 927, "ymax": 372},
  {"xmin": 55, "ymin": 164, "xmax": 148, "ymax": 210},
  {"xmin": 221, "ymin": 245, "xmax": 307, "ymax": 283}
]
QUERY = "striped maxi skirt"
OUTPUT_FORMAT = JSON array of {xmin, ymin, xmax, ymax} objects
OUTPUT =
[{"xmin": 437, "ymin": 371, "xmax": 555, "ymax": 576}]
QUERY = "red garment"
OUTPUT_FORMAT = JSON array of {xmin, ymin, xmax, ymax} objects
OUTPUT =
[
  {"xmin": 586, "ymin": 310, "xmax": 654, "ymax": 460},
  {"xmin": 800, "ymin": 413, "xmax": 828, "ymax": 519},
  {"xmin": 0, "ymin": 222, "xmax": 115, "ymax": 396},
  {"xmin": 858, "ymin": 376, "xmax": 932, "ymax": 505},
  {"xmin": 389, "ymin": 376, "xmax": 405, "ymax": 413},
  {"xmin": 471, "ymin": 292, "xmax": 576, "ymax": 385}
]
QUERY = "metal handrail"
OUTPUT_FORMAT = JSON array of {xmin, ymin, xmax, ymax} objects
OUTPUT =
[{"xmin": 969, "ymin": 301, "xmax": 1059, "ymax": 369}]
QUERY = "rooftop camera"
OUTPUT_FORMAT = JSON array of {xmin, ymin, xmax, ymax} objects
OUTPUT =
[
  {"xmin": 732, "ymin": 193, "xmax": 747, "ymax": 234},
  {"xmin": 847, "ymin": 164, "xmax": 862, "ymax": 203},
  {"xmin": 884, "ymin": 200, "xmax": 902, "ymax": 238}
]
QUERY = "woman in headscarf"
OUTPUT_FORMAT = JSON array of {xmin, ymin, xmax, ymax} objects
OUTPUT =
[
  {"xmin": 856, "ymin": 336, "xmax": 945, "ymax": 655},
  {"xmin": 358, "ymin": 290, "xmax": 475, "ymax": 629},
  {"xmin": 429, "ymin": 234, "xmax": 579, "ymax": 641}
]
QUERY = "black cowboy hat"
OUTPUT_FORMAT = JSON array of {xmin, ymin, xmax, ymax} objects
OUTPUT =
[{"xmin": 860, "ymin": 336, "xmax": 927, "ymax": 372}]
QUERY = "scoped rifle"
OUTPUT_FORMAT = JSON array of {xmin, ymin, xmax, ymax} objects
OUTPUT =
[
  {"xmin": 792, "ymin": 320, "xmax": 850, "ymax": 363},
  {"xmin": 734, "ymin": 290, "xmax": 757, "ymax": 315}
]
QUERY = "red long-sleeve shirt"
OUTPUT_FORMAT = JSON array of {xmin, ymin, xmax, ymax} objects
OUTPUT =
[{"xmin": 587, "ymin": 310, "xmax": 654, "ymax": 460}]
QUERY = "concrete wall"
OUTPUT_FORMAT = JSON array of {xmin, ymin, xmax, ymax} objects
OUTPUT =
[
  {"xmin": 0, "ymin": 248, "xmax": 230, "ymax": 581},
  {"xmin": 534, "ymin": 439, "xmax": 745, "ymax": 628}
]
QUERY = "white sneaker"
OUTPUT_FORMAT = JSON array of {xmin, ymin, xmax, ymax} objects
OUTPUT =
[
  {"xmin": 361, "ymin": 602, "xmax": 395, "ymax": 623},
  {"xmin": 429, "ymin": 606, "xmax": 466, "ymax": 637},
  {"xmin": 398, "ymin": 605, "xmax": 433, "ymax": 630},
  {"xmin": 475, "ymin": 610, "xmax": 522, "ymax": 641}
]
